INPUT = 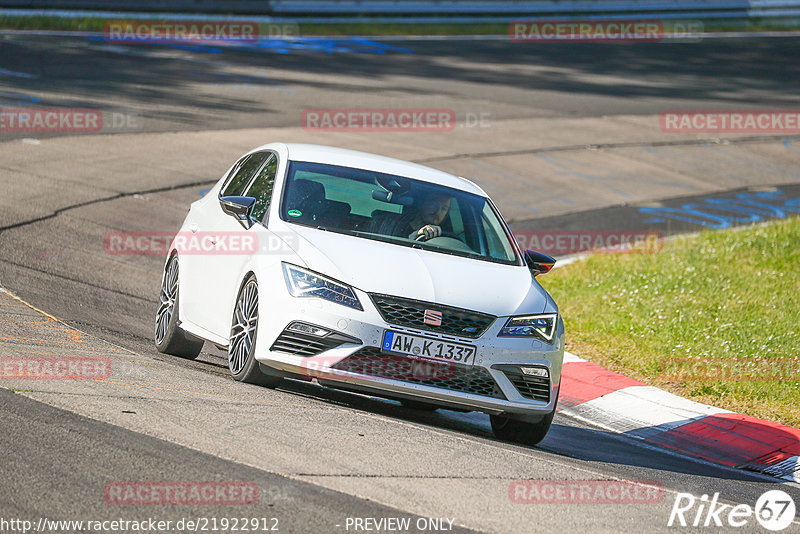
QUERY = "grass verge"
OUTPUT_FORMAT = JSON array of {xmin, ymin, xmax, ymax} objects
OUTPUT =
[
  {"xmin": 539, "ymin": 216, "xmax": 800, "ymax": 427},
  {"xmin": 0, "ymin": 16, "xmax": 506, "ymax": 35},
  {"xmin": 0, "ymin": 15, "xmax": 798, "ymax": 36}
]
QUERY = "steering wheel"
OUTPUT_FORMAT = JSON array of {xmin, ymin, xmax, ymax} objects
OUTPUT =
[{"xmin": 416, "ymin": 231, "xmax": 464, "ymax": 242}]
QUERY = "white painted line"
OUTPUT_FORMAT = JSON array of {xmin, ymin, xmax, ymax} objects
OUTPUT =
[
  {"xmin": 761, "ymin": 455, "xmax": 800, "ymax": 483},
  {"xmin": 559, "ymin": 408, "xmax": 798, "ymax": 488},
  {"xmin": 565, "ymin": 385, "xmax": 731, "ymax": 439},
  {"xmin": 562, "ymin": 351, "xmax": 587, "ymax": 364}
]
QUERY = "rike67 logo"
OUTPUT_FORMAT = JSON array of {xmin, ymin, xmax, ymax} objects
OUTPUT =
[{"xmin": 668, "ymin": 490, "xmax": 796, "ymax": 531}]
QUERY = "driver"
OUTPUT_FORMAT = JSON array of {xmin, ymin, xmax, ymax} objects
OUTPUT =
[{"xmin": 404, "ymin": 194, "xmax": 451, "ymax": 241}]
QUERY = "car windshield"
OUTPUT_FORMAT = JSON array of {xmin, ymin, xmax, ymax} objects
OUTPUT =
[{"xmin": 279, "ymin": 161, "xmax": 521, "ymax": 266}]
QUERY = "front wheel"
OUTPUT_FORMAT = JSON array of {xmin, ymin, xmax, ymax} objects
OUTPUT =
[
  {"xmin": 490, "ymin": 409, "xmax": 555, "ymax": 446},
  {"xmin": 154, "ymin": 255, "xmax": 204, "ymax": 359},
  {"xmin": 228, "ymin": 275, "xmax": 281, "ymax": 387}
]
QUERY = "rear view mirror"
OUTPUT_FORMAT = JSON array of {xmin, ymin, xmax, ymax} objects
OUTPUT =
[
  {"xmin": 524, "ymin": 250, "xmax": 556, "ymax": 276},
  {"xmin": 220, "ymin": 196, "xmax": 256, "ymax": 229},
  {"xmin": 371, "ymin": 190, "xmax": 415, "ymax": 206}
]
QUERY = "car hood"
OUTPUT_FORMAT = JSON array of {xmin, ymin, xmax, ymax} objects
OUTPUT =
[{"xmin": 282, "ymin": 224, "xmax": 551, "ymax": 317}]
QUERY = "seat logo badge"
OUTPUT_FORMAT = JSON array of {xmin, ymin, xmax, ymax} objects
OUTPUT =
[{"xmin": 423, "ymin": 309, "xmax": 443, "ymax": 326}]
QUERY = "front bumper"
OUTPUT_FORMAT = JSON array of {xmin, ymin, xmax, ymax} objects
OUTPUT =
[{"xmin": 256, "ymin": 286, "xmax": 565, "ymax": 418}]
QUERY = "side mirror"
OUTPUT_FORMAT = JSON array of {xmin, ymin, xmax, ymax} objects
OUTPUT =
[
  {"xmin": 524, "ymin": 250, "xmax": 556, "ymax": 276},
  {"xmin": 219, "ymin": 196, "xmax": 256, "ymax": 229}
]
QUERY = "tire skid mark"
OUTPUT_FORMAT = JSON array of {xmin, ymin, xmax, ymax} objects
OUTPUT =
[{"xmin": 0, "ymin": 179, "xmax": 216, "ymax": 233}]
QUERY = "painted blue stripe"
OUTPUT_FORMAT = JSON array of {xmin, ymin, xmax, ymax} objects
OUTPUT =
[{"xmin": 82, "ymin": 34, "xmax": 413, "ymax": 54}]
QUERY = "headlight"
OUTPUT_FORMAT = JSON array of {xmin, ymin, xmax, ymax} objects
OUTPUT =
[
  {"xmin": 282, "ymin": 263, "xmax": 363, "ymax": 311},
  {"xmin": 498, "ymin": 313, "xmax": 558, "ymax": 342}
]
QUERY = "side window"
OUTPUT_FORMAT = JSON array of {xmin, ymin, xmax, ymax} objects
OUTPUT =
[
  {"xmin": 221, "ymin": 152, "xmax": 270, "ymax": 197},
  {"xmin": 245, "ymin": 154, "xmax": 278, "ymax": 222},
  {"xmin": 481, "ymin": 203, "xmax": 515, "ymax": 261}
]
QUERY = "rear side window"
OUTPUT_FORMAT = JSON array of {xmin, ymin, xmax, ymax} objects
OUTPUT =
[
  {"xmin": 221, "ymin": 152, "xmax": 270, "ymax": 197},
  {"xmin": 245, "ymin": 154, "xmax": 278, "ymax": 222}
]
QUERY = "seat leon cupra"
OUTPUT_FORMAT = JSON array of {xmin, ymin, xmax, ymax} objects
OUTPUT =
[{"xmin": 155, "ymin": 143, "xmax": 565, "ymax": 445}]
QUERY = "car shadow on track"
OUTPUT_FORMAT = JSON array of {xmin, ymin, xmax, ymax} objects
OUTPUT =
[
  {"xmin": 192, "ymin": 349, "xmax": 791, "ymax": 488},
  {"xmin": 232, "ymin": 369, "xmax": 780, "ymax": 484}
]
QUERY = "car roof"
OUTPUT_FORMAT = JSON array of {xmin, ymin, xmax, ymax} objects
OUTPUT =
[{"xmin": 253, "ymin": 142, "xmax": 487, "ymax": 196}]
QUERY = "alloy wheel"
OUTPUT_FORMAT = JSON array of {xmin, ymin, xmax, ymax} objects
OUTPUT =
[{"xmin": 229, "ymin": 279, "xmax": 259, "ymax": 375}]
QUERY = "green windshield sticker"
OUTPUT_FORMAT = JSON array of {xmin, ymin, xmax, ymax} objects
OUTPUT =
[{"xmin": 288, "ymin": 209, "xmax": 302, "ymax": 217}]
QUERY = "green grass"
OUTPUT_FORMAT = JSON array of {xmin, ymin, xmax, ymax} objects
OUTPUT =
[
  {"xmin": 1, "ymin": 15, "xmax": 798, "ymax": 36},
  {"xmin": 0, "ymin": 15, "xmax": 107, "ymax": 32},
  {"xmin": 0, "ymin": 16, "xmax": 506, "ymax": 35},
  {"xmin": 540, "ymin": 217, "xmax": 800, "ymax": 427}
]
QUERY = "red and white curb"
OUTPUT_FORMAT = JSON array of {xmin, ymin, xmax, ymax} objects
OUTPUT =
[{"xmin": 558, "ymin": 352, "xmax": 800, "ymax": 483}]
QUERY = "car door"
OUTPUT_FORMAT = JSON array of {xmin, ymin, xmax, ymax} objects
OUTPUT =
[{"xmin": 181, "ymin": 151, "xmax": 273, "ymax": 339}]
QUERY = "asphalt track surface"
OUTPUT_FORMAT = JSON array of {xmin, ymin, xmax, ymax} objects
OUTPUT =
[{"xmin": 1, "ymin": 33, "xmax": 800, "ymax": 533}]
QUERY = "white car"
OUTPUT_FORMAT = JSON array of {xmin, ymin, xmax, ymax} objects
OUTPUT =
[{"xmin": 155, "ymin": 143, "xmax": 564, "ymax": 444}]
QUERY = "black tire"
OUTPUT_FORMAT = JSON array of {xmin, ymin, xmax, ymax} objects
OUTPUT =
[
  {"xmin": 490, "ymin": 409, "xmax": 555, "ymax": 446},
  {"xmin": 400, "ymin": 399, "xmax": 439, "ymax": 411},
  {"xmin": 228, "ymin": 275, "xmax": 281, "ymax": 387},
  {"xmin": 154, "ymin": 255, "xmax": 204, "ymax": 359}
]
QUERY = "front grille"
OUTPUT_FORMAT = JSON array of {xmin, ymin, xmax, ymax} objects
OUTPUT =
[
  {"xmin": 369, "ymin": 294, "xmax": 495, "ymax": 339},
  {"xmin": 333, "ymin": 346, "xmax": 505, "ymax": 399},
  {"xmin": 503, "ymin": 371, "xmax": 551, "ymax": 403},
  {"xmin": 270, "ymin": 324, "xmax": 361, "ymax": 357}
]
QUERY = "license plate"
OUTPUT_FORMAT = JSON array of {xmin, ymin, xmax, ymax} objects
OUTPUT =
[{"xmin": 381, "ymin": 330, "xmax": 476, "ymax": 366}]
